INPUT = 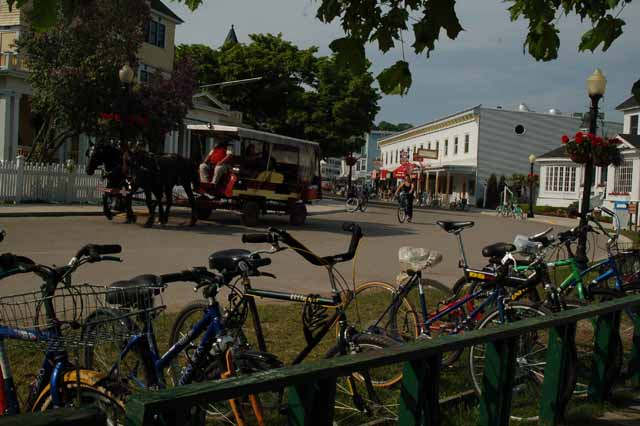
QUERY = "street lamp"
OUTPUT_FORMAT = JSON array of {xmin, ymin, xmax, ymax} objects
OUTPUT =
[
  {"xmin": 118, "ymin": 64, "xmax": 135, "ymax": 147},
  {"xmin": 528, "ymin": 153, "xmax": 536, "ymax": 218},
  {"xmin": 576, "ymin": 68, "xmax": 607, "ymax": 266}
]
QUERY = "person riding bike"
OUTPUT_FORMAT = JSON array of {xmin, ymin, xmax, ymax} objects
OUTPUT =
[{"xmin": 395, "ymin": 175, "xmax": 415, "ymax": 222}]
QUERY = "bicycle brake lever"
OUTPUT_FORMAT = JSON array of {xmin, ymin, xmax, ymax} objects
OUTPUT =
[{"xmin": 258, "ymin": 272, "xmax": 276, "ymax": 279}]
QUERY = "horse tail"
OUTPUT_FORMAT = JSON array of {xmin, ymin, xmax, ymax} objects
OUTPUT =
[{"xmin": 191, "ymin": 159, "xmax": 200, "ymax": 190}]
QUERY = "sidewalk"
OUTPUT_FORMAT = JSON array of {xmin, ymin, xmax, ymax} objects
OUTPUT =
[{"xmin": 0, "ymin": 199, "xmax": 345, "ymax": 218}]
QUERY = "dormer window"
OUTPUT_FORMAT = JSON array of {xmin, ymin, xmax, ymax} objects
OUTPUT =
[
  {"xmin": 631, "ymin": 114, "xmax": 638, "ymax": 135},
  {"xmin": 145, "ymin": 19, "xmax": 166, "ymax": 48}
]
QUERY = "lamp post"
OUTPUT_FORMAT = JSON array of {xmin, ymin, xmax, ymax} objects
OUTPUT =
[
  {"xmin": 576, "ymin": 68, "xmax": 607, "ymax": 267},
  {"xmin": 528, "ymin": 153, "xmax": 536, "ymax": 218},
  {"xmin": 118, "ymin": 63, "xmax": 135, "ymax": 147}
]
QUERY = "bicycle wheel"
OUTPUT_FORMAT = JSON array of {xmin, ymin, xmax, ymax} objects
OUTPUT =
[
  {"xmin": 619, "ymin": 281, "xmax": 640, "ymax": 360},
  {"xmin": 81, "ymin": 309, "xmax": 154, "ymax": 389},
  {"xmin": 468, "ymin": 302, "xmax": 562, "ymax": 422},
  {"xmin": 325, "ymin": 333, "xmax": 400, "ymax": 425},
  {"xmin": 564, "ymin": 289, "xmax": 623, "ymax": 397},
  {"xmin": 346, "ymin": 198, "xmax": 359, "ymax": 212},
  {"xmin": 32, "ymin": 374, "xmax": 126, "ymax": 426},
  {"xmin": 397, "ymin": 207, "xmax": 406, "ymax": 223},
  {"xmin": 346, "ymin": 281, "xmax": 419, "ymax": 341}
]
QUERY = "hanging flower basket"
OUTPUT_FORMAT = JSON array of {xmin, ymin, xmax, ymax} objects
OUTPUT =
[
  {"xmin": 560, "ymin": 132, "xmax": 622, "ymax": 167},
  {"xmin": 527, "ymin": 173, "xmax": 539, "ymax": 185},
  {"xmin": 344, "ymin": 155, "xmax": 358, "ymax": 167}
]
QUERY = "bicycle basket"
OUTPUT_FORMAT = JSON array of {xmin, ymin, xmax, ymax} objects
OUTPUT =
[
  {"xmin": 613, "ymin": 251, "xmax": 640, "ymax": 282},
  {"xmin": 0, "ymin": 283, "xmax": 165, "ymax": 351},
  {"xmin": 399, "ymin": 247, "xmax": 443, "ymax": 273},
  {"xmin": 513, "ymin": 235, "xmax": 543, "ymax": 256}
]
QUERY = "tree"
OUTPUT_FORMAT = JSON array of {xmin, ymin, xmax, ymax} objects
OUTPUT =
[
  {"xmin": 17, "ymin": 0, "xmax": 149, "ymax": 161},
  {"xmin": 15, "ymin": 0, "xmax": 638, "ymax": 96},
  {"xmin": 486, "ymin": 174, "xmax": 499, "ymax": 209},
  {"xmin": 375, "ymin": 121, "xmax": 414, "ymax": 132},
  {"xmin": 177, "ymin": 35, "xmax": 380, "ymax": 157}
]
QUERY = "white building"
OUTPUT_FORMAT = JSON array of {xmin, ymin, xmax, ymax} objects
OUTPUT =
[
  {"xmin": 536, "ymin": 94, "xmax": 640, "ymax": 224},
  {"xmin": 378, "ymin": 104, "xmax": 622, "ymax": 206}
]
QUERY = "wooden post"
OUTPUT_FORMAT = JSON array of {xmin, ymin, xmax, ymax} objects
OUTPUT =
[
  {"xmin": 397, "ymin": 355, "xmax": 440, "ymax": 425},
  {"xmin": 288, "ymin": 376, "xmax": 337, "ymax": 426},
  {"xmin": 629, "ymin": 308, "xmax": 640, "ymax": 387},
  {"xmin": 539, "ymin": 323, "xmax": 577, "ymax": 425},
  {"xmin": 15, "ymin": 155, "xmax": 24, "ymax": 204},
  {"xmin": 478, "ymin": 338, "xmax": 517, "ymax": 426},
  {"xmin": 589, "ymin": 311, "xmax": 622, "ymax": 402}
]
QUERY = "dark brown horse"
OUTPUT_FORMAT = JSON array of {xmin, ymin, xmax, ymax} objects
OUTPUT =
[
  {"xmin": 85, "ymin": 141, "xmax": 136, "ymax": 223},
  {"xmin": 124, "ymin": 150, "xmax": 200, "ymax": 228}
]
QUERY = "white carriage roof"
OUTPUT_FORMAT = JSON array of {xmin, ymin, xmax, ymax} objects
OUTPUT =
[{"xmin": 187, "ymin": 124, "xmax": 319, "ymax": 148}]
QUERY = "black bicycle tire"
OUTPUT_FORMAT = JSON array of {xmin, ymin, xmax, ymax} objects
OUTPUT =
[{"xmin": 397, "ymin": 207, "xmax": 406, "ymax": 223}]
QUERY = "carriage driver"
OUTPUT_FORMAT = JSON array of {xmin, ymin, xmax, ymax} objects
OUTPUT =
[{"xmin": 199, "ymin": 139, "xmax": 234, "ymax": 185}]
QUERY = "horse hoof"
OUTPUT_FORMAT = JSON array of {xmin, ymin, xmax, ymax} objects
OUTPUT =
[{"xmin": 144, "ymin": 220, "xmax": 154, "ymax": 228}]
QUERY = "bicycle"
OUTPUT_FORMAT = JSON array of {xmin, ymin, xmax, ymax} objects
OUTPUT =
[
  {"xmin": 397, "ymin": 193, "xmax": 409, "ymax": 223},
  {"xmin": 349, "ymin": 220, "xmax": 561, "ymax": 421},
  {"xmin": 345, "ymin": 192, "xmax": 368, "ymax": 212},
  {"xmin": 0, "ymin": 244, "xmax": 127, "ymax": 421},
  {"xmin": 448, "ymin": 197, "xmax": 468, "ymax": 211}
]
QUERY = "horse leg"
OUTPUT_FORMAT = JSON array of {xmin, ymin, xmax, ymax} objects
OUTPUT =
[
  {"xmin": 162, "ymin": 186, "xmax": 172, "ymax": 225},
  {"xmin": 143, "ymin": 188, "xmax": 155, "ymax": 228},
  {"xmin": 154, "ymin": 187, "xmax": 166, "ymax": 226},
  {"xmin": 125, "ymin": 192, "xmax": 136, "ymax": 223},
  {"xmin": 102, "ymin": 193, "xmax": 114, "ymax": 220},
  {"xmin": 183, "ymin": 182, "xmax": 197, "ymax": 226}
]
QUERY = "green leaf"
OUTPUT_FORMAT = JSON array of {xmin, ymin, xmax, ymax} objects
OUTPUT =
[
  {"xmin": 412, "ymin": 0, "xmax": 463, "ymax": 55},
  {"xmin": 524, "ymin": 22, "xmax": 559, "ymax": 61},
  {"xmin": 329, "ymin": 37, "xmax": 366, "ymax": 72},
  {"xmin": 316, "ymin": 0, "xmax": 342, "ymax": 22},
  {"xmin": 29, "ymin": 0, "xmax": 59, "ymax": 31},
  {"xmin": 377, "ymin": 60, "xmax": 412, "ymax": 96},
  {"xmin": 579, "ymin": 15, "xmax": 624, "ymax": 52},
  {"xmin": 183, "ymin": 0, "xmax": 205, "ymax": 11}
]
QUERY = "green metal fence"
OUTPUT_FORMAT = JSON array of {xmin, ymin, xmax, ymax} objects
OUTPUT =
[{"xmin": 4, "ymin": 294, "xmax": 640, "ymax": 426}]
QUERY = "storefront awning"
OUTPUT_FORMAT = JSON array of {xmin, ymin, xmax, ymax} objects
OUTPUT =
[
  {"xmin": 393, "ymin": 163, "xmax": 416, "ymax": 179},
  {"xmin": 380, "ymin": 170, "xmax": 389, "ymax": 179}
]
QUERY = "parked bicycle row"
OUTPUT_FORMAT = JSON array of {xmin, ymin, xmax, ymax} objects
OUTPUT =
[{"xmin": 0, "ymin": 206, "xmax": 638, "ymax": 425}]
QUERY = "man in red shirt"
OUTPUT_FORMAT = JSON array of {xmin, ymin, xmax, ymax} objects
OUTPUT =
[{"xmin": 199, "ymin": 140, "xmax": 234, "ymax": 184}]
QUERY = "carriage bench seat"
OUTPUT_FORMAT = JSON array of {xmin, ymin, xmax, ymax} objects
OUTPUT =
[
  {"xmin": 481, "ymin": 243, "xmax": 516, "ymax": 259},
  {"xmin": 107, "ymin": 274, "xmax": 163, "ymax": 309}
]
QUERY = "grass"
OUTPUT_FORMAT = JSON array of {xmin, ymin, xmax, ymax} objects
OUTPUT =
[{"xmin": 4, "ymin": 281, "xmax": 637, "ymax": 425}]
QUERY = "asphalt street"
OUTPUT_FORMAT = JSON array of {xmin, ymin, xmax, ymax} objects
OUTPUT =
[{"xmin": 1, "ymin": 203, "xmax": 590, "ymax": 310}]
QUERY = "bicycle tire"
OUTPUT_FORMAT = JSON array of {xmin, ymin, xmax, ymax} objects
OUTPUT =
[
  {"xmin": 325, "ymin": 333, "xmax": 400, "ymax": 425},
  {"xmin": 397, "ymin": 207, "xmax": 406, "ymax": 223},
  {"xmin": 468, "ymin": 302, "xmax": 568, "ymax": 422},
  {"xmin": 345, "ymin": 198, "xmax": 359, "ymax": 213},
  {"xmin": 32, "ymin": 374, "xmax": 126, "ymax": 425}
]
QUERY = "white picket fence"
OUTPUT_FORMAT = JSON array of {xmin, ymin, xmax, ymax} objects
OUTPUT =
[{"xmin": 0, "ymin": 156, "xmax": 103, "ymax": 204}]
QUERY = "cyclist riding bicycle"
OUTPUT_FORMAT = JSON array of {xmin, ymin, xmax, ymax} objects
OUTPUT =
[{"xmin": 395, "ymin": 175, "xmax": 415, "ymax": 222}]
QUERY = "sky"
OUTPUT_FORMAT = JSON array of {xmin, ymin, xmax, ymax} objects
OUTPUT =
[{"xmin": 165, "ymin": 0, "xmax": 640, "ymax": 127}]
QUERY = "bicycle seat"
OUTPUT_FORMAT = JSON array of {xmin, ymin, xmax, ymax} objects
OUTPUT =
[
  {"xmin": 106, "ymin": 274, "xmax": 163, "ymax": 308},
  {"xmin": 482, "ymin": 243, "xmax": 516, "ymax": 258},
  {"xmin": 436, "ymin": 221, "xmax": 474, "ymax": 233},
  {"xmin": 209, "ymin": 249, "xmax": 271, "ymax": 273}
]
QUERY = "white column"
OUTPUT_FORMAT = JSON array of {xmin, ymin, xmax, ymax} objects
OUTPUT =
[
  {"xmin": 0, "ymin": 94, "xmax": 13, "ymax": 160},
  {"xmin": 631, "ymin": 159, "xmax": 640, "ymax": 202},
  {"xmin": 10, "ymin": 94, "xmax": 20, "ymax": 159}
]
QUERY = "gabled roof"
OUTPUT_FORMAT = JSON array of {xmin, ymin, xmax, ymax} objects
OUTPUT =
[
  {"xmin": 151, "ymin": 0, "xmax": 183, "ymax": 23},
  {"xmin": 615, "ymin": 95, "xmax": 640, "ymax": 111},
  {"xmin": 537, "ymin": 146, "xmax": 569, "ymax": 160},
  {"xmin": 618, "ymin": 133, "xmax": 640, "ymax": 150},
  {"xmin": 192, "ymin": 92, "xmax": 231, "ymax": 111},
  {"xmin": 225, "ymin": 25, "xmax": 239, "ymax": 45}
]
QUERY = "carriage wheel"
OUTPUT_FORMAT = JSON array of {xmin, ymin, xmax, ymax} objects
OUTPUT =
[
  {"xmin": 241, "ymin": 201, "xmax": 260, "ymax": 227},
  {"xmin": 290, "ymin": 203, "xmax": 307, "ymax": 226},
  {"xmin": 196, "ymin": 204, "xmax": 213, "ymax": 220}
]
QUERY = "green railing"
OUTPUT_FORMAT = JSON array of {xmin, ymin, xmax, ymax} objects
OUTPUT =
[
  {"xmin": 123, "ymin": 295, "xmax": 640, "ymax": 426},
  {"xmin": 3, "ymin": 294, "xmax": 640, "ymax": 426}
]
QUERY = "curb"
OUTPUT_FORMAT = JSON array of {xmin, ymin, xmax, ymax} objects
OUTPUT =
[{"xmin": 0, "ymin": 210, "xmax": 104, "ymax": 218}]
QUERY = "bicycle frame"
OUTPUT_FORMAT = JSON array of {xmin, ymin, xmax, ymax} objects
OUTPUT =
[{"xmin": 107, "ymin": 301, "xmax": 224, "ymax": 389}]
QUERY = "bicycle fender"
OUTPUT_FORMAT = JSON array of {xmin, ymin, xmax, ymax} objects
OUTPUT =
[{"xmin": 31, "ymin": 369, "xmax": 108, "ymax": 410}]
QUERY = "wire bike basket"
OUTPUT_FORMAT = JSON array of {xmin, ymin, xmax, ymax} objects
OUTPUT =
[{"xmin": 0, "ymin": 283, "xmax": 165, "ymax": 351}]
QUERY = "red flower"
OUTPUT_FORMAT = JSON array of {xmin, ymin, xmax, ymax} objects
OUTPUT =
[
  {"xmin": 575, "ymin": 133, "xmax": 583, "ymax": 144},
  {"xmin": 587, "ymin": 133, "xmax": 595, "ymax": 141},
  {"xmin": 561, "ymin": 135, "xmax": 570, "ymax": 144}
]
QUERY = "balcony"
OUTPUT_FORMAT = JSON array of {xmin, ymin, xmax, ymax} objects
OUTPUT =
[{"xmin": 0, "ymin": 52, "xmax": 28, "ymax": 72}]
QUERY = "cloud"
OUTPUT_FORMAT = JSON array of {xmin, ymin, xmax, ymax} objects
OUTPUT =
[{"xmin": 168, "ymin": 0, "xmax": 640, "ymax": 125}]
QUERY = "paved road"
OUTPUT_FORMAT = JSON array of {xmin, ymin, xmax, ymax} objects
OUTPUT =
[{"xmin": 0, "ymin": 202, "xmax": 588, "ymax": 310}]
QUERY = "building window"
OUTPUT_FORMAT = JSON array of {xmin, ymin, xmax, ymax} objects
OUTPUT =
[
  {"xmin": 613, "ymin": 161, "xmax": 633, "ymax": 193},
  {"xmin": 145, "ymin": 19, "xmax": 166, "ymax": 48},
  {"xmin": 427, "ymin": 142, "xmax": 431, "ymax": 150},
  {"xmin": 395, "ymin": 150, "xmax": 398, "ymax": 163},
  {"xmin": 631, "ymin": 115, "xmax": 639, "ymax": 135},
  {"xmin": 600, "ymin": 166, "xmax": 608, "ymax": 186},
  {"xmin": 515, "ymin": 124, "xmax": 526, "ymax": 135},
  {"xmin": 444, "ymin": 139, "xmax": 448, "ymax": 156},
  {"xmin": 454, "ymin": 137, "xmax": 459, "ymax": 155},
  {"xmin": 464, "ymin": 134, "xmax": 469, "ymax": 153},
  {"xmin": 544, "ymin": 165, "xmax": 576, "ymax": 193},
  {"xmin": 436, "ymin": 141, "xmax": 439, "ymax": 152}
]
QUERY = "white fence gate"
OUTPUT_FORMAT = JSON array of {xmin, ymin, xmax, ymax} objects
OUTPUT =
[{"xmin": 0, "ymin": 156, "xmax": 103, "ymax": 203}]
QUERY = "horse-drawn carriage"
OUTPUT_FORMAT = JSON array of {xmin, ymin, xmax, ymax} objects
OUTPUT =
[{"xmin": 88, "ymin": 125, "xmax": 322, "ymax": 227}]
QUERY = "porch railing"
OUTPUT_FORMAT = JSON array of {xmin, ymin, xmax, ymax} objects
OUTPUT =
[{"xmin": 0, "ymin": 52, "xmax": 28, "ymax": 72}]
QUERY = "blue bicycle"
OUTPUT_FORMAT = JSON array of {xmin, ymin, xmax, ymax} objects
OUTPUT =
[{"xmin": 0, "ymin": 243, "xmax": 125, "ymax": 420}]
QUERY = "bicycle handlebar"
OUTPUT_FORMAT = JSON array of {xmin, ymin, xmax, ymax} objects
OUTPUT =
[
  {"xmin": 242, "ymin": 233, "xmax": 277, "ymax": 244},
  {"xmin": 74, "ymin": 244, "xmax": 122, "ymax": 259}
]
